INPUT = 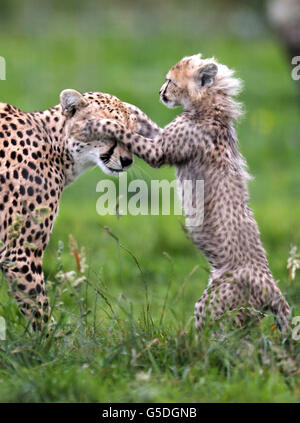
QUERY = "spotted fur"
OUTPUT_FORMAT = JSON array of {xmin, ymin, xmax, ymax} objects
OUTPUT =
[
  {"xmin": 0, "ymin": 89, "xmax": 159, "ymax": 330},
  {"xmin": 96, "ymin": 54, "xmax": 290, "ymax": 332}
]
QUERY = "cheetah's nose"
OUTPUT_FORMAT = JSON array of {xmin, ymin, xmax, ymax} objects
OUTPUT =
[{"xmin": 120, "ymin": 157, "xmax": 133, "ymax": 168}]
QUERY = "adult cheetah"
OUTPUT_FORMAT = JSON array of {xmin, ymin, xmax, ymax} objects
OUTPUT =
[
  {"xmin": 95, "ymin": 54, "xmax": 290, "ymax": 332},
  {"xmin": 0, "ymin": 89, "xmax": 160, "ymax": 330}
]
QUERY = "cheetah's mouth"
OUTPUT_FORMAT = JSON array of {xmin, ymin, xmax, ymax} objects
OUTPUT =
[
  {"xmin": 99, "ymin": 143, "xmax": 133, "ymax": 176},
  {"xmin": 107, "ymin": 167, "xmax": 123, "ymax": 173},
  {"xmin": 97, "ymin": 160, "xmax": 133, "ymax": 177}
]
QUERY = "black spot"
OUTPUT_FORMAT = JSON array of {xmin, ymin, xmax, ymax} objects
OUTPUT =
[
  {"xmin": 22, "ymin": 169, "xmax": 28, "ymax": 179},
  {"xmin": 17, "ymin": 284, "xmax": 26, "ymax": 291},
  {"xmin": 28, "ymin": 162, "xmax": 36, "ymax": 170},
  {"xmin": 21, "ymin": 265, "xmax": 29, "ymax": 274},
  {"xmin": 27, "ymin": 187, "xmax": 34, "ymax": 196}
]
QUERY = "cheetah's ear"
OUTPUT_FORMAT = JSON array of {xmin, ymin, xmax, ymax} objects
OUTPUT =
[
  {"xmin": 195, "ymin": 63, "xmax": 218, "ymax": 88},
  {"xmin": 60, "ymin": 89, "xmax": 88, "ymax": 117}
]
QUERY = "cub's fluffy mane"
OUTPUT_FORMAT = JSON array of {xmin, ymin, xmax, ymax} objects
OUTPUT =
[
  {"xmin": 180, "ymin": 54, "xmax": 244, "ymax": 121},
  {"xmin": 180, "ymin": 54, "xmax": 249, "ymax": 179},
  {"xmin": 184, "ymin": 53, "xmax": 243, "ymax": 96}
]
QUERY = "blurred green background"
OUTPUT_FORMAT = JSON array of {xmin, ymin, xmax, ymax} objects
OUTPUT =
[{"xmin": 0, "ymin": 0, "xmax": 299, "ymax": 403}]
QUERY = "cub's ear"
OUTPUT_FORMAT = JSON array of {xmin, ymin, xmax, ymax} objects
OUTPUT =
[
  {"xmin": 60, "ymin": 89, "xmax": 88, "ymax": 117},
  {"xmin": 195, "ymin": 63, "xmax": 218, "ymax": 88}
]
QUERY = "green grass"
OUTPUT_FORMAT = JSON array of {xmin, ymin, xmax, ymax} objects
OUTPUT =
[{"xmin": 0, "ymin": 4, "xmax": 300, "ymax": 402}]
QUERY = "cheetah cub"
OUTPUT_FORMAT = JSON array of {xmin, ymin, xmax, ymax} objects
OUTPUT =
[{"xmin": 96, "ymin": 54, "xmax": 290, "ymax": 332}]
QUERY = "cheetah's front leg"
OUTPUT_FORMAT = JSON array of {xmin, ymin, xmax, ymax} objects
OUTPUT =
[{"xmin": 1, "ymin": 239, "xmax": 52, "ymax": 332}]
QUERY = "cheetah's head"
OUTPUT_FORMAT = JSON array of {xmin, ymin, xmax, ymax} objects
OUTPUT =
[
  {"xmin": 159, "ymin": 54, "xmax": 242, "ymax": 111},
  {"xmin": 60, "ymin": 89, "xmax": 134, "ymax": 179}
]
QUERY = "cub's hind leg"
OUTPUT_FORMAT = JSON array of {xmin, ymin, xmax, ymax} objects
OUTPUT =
[{"xmin": 194, "ymin": 280, "xmax": 261, "ymax": 331}]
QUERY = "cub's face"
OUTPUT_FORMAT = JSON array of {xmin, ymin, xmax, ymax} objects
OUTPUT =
[
  {"xmin": 60, "ymin": 89, "xmax": 134, "ymax": 177},
  {"xmin": 159, "ymin": 54, "xmax": 218, "ymax": 110},
  {"xmin": 159, "ymin": 77, "xmax": 186, "ymax": 109}
]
